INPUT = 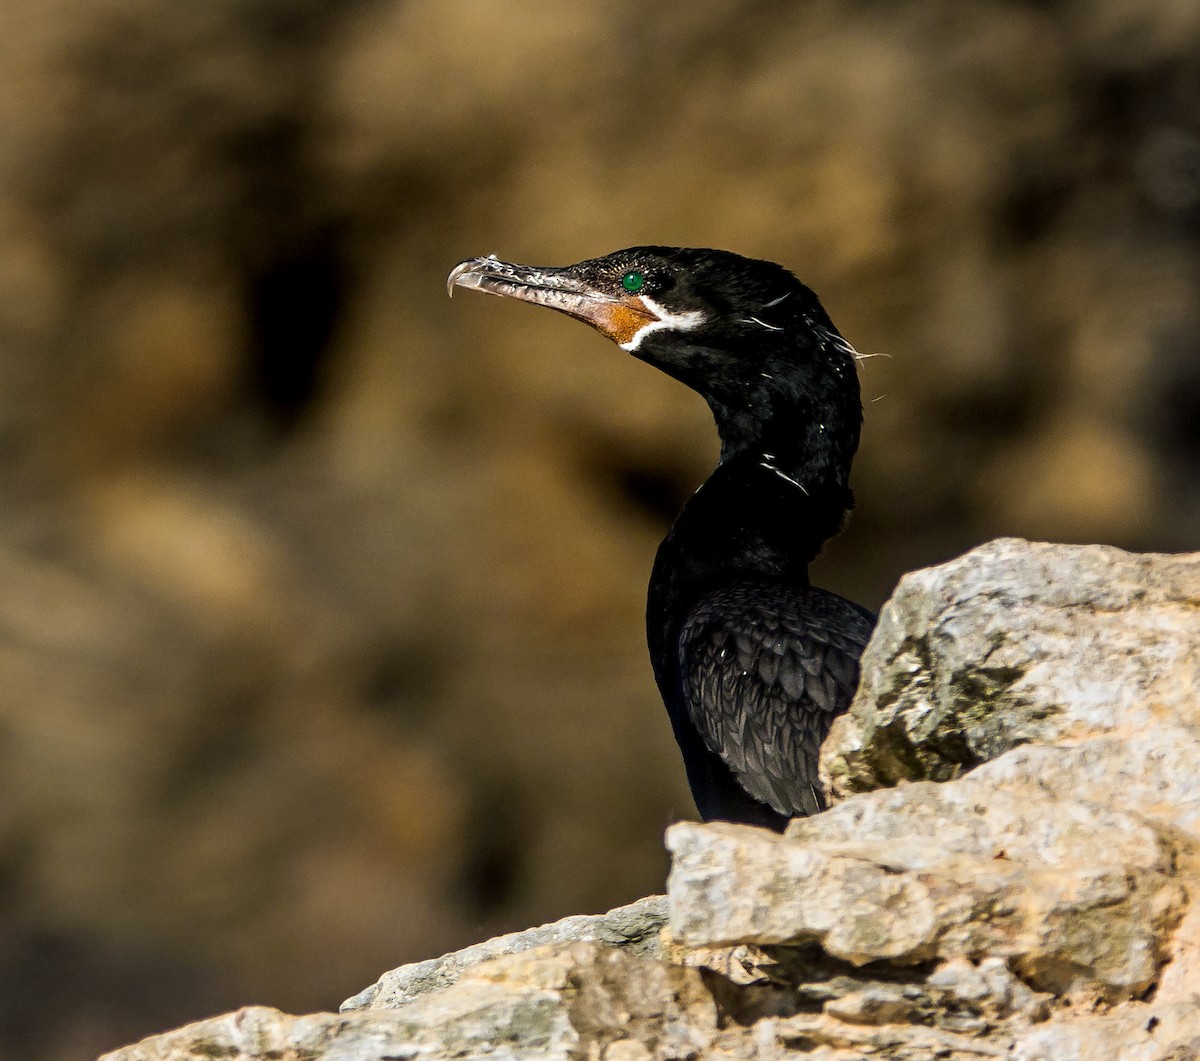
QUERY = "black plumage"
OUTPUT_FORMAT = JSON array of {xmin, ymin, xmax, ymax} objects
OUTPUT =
[
  {"xmin": 448, "ymin": 247, "xmax": 874, "ymax": 830},
  {"xmin": 677, "ymin": 579, "xmax": 874, "ymax": 822}
]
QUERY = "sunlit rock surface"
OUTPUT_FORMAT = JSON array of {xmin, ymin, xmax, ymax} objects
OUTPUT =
[{"xmin": 104, "ymin": 539, "xmax": 1200, "ymax": 1060}]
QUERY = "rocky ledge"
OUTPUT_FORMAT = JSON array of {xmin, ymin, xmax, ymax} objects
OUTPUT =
[{"xmin": 103, "ymin": 538, "xmax": 1200, "ymax": 1060}]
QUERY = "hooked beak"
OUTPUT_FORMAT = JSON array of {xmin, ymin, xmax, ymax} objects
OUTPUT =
[{"xmin": 447, "ymin": 255, "xmax": 658, "ymax": 347}]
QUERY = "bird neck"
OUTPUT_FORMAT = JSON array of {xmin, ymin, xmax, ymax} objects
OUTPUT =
[
  {"xmin": 710, "ymin": 407, "xmax": 859, "ymax": 500},
  {"xmin": 687, "ymin": 453, "xmax": 853, "ymax": 572},
  {"xmin": 647, "ymin": 455, "xmax": 854, "ymax": 661},
  {"xmin": 646, "ymin": 327, "xmax": 863, "ymax": 661},
  {"xmin": 705, "ymin": 338, "xmax": 862, "ymax": 497}
]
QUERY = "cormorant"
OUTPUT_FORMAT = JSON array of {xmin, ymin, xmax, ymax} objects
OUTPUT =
[{"xmin": 447, "ymin": 247, "xmax": 874, "ymax": 830}]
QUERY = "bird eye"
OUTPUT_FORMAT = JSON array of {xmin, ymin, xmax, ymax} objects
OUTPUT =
[{"xmin": 621, "ymin": 271, "xmax": 645, "ymax": 294}]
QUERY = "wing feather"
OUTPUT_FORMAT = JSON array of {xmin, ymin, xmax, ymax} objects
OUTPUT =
[{"xmin": 678, "ymin": 582, "xmax": 873, "ymax": 819}]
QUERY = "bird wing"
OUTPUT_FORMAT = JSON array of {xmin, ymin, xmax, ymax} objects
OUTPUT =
[{"xmin": 678, "ymin": 582, "xmax": 874, "ymax": 818}]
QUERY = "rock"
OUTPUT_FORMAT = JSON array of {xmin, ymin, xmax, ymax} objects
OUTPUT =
[
  {"xmin": 343, "ymin": 894, "xmax": 667, "ymax": 1010},
  {"xmin": 1010, "ymin": 1001, "xmax": 1200, "ymax": 1061},
  {"xmin": 971, "ymin": 732, "xmax": 1200, "ymax": 839},
  {"xmin": 666, "ymin": 538, "xmax": 1200, "ymax": 1015},
  {"xmin": 103, "ymin": 943, "xmax": 716, "ymax": 1061},
  {"xmin": 102, "ymin": 539, "xmax": 1200, "ymax": 1061},
  {"xmin": 666, "ymin": 812, "xmax": 1185, "ymax": 999},
  {"xmin": 669, "ymin": 539, "xmax": 1200, "ymax": 1008},
  {"xmin": 925, "ymin": 956, "xmax": 1049, "ymax": 1023},
  {"xmin": 789, "ymin": 766, "xmax": 1174, "ymax": 870},
  {"xmin": 751, "ymin": 1010, "xmax": 1016, "ymax": 1059},
  {"xmin": 100, "ymin": 1005, "xmax": 569, "ymax": 1061},
  {"xmin": 822, "ymin": 538, "xmax": 1200, "ymax": 801}
]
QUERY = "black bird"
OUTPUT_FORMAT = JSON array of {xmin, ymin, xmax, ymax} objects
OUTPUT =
[{"xmin": 447, "ymin": 248, "xmax": 874, "ymax": 830}]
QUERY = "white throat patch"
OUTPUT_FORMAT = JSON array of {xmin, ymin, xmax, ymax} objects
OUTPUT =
[{"xmin": 619, "ymin": 295, "xmax": 705, "ymax": 353}]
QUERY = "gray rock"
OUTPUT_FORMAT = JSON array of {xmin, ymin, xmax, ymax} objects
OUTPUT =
[
  {"xmin": 740, "ymin": 1010, "xmax": 1016, "ymax": 1059},
  {"xmin": 666, "ymin": 816, "xmax": 1185, "ymax": 999},
  {"xmin": 1010, "ymin": 1001, "xmax": 1200, "ymax": 1061},
  {"xmin": 343, "ymin": 894, "xmax": 667, "ymax": 1010},
  {"xmin": 971, "ymin": 731, "xmax": 1200, "ymax": 839},
  {"xmin": 926, "ymin": 956, "xmax": 1049, "ymax": 1023},
  {"xmin": 105, "ymin": 942, "xmax": 715, "ymax": 1061},
  {"xmin": 788, "ymin": 768, "xmax": 1174, "ymax": 871},
  {"xmin": 822, "ymin": 538, "xmax": 1200, "ymax": 801}
]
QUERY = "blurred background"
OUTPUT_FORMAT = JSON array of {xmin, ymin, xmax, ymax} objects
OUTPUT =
[{"xmin": 1, "ymin": 1, "xmax": 1198, "ymax": 1056}]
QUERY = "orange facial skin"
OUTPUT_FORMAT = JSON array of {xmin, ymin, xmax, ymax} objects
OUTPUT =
[{"xmin": 570, "ymin": 297, "xmax": 657, "ymax": 346}]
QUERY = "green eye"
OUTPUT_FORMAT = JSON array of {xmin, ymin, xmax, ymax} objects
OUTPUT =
[{"xmin": 621, "ymin": 271, "xmax": 645, "ymax": 294}]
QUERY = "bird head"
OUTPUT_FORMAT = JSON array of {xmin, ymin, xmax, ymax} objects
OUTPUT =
[{"xmin": 448, "ymin": 247, "xmax": 862, "ymax": 475}]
